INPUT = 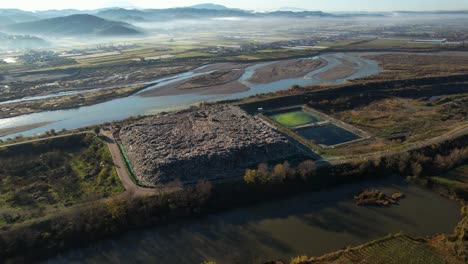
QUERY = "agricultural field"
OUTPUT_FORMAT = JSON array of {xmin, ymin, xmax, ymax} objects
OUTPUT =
[
  {"xmin": 269, "ymin": 109, "xmax": 319, "ymax": 127},
  {"xmin": 352, "ymin": 38, "xmax": 436, "ymax": 49},
  {"xmin": 0, "ymin": 134, "xmax": 123, "ymax": 223},
  {"xmin": 294, "ymin": 234, "xmax": 445, "ymax": 264}
]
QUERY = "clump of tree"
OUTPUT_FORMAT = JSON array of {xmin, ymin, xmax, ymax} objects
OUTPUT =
[
  {"xmin": 244, "ymin": 160, "xmax": 316, "ymax": 184},
  {"xmin": 0, "ymin": 179, "xmax": 214, "ymax": 261}
]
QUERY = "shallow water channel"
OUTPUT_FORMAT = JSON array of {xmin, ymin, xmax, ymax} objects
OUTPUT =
[{"xmin": 45, "ymin": 176, "xmax": 460, "ymax": 264}]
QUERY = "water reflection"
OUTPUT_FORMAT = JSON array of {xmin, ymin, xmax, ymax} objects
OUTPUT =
[{"xmin": 46, "ymin": 177, "xmax": 460, "ymax": 264}]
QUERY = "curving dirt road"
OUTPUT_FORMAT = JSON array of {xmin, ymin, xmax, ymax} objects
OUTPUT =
[{"xmin": 100, "ymin": 130, "xmax": 182, "ymax": 196}]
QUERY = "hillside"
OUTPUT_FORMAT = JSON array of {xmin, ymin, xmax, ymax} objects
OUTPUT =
[
  {"xmin": 5, "ymin": 14, "xmax": 142, "ymax": 36},
  {"xmin": 0, "ymin": 9, "xmax": 39, "ymax": 24}
]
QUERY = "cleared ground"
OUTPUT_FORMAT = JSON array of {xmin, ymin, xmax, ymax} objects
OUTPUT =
[{"xmin": 332, "ymin": 95, "xmax": 467, "ymax": 140}]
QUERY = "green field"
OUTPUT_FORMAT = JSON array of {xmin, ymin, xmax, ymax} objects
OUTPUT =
[{"xmin": 270, "ymin": 110, "xmax": 319, "ymax": 127}]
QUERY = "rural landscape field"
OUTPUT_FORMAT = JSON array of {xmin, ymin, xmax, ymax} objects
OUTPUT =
[{"xmin": 0, "ymin": 0, "xmax": 467, "ymax": 263}]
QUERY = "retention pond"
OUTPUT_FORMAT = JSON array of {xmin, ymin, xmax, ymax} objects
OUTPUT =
[{"xmin": 296, "ymin": 124, "xmax": 360, "ymax": 146}]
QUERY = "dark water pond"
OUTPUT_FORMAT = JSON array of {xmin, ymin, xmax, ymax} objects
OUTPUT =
[
  {"xmin": 296, "ymin": 124, "xmax": 359, "ymax": 146},
  {"xmin": 45, "ymin": 176, "xmax": 460, "ymax": 264}
]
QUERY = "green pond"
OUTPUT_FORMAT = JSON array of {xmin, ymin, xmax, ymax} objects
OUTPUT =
[{"xmin": 270, "ymin": 109, "xmax": 319, "ymax": 127}]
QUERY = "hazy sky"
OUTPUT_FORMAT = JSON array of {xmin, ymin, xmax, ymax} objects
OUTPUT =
[{"xmin": 1, "ymin": 0, "xmax": 467, "ymax": 12}]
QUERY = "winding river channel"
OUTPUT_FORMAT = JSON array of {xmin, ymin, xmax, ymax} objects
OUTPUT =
[
  {"xmin": 0, "ymin": 53, "xmax": 380, "ymax": 139},
  {"xmin": 44, "ymin": 176, "xmax": 460, "ymax": 263}
]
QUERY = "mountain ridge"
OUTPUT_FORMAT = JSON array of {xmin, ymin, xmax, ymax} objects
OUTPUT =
[{"xmin": 4, "ymin": 14, "xmax": 142, "ymax": 36}]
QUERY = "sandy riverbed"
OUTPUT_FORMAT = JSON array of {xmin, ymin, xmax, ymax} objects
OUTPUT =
[
  {"xmin": 248, "ymin": 58, "xmax": 327, "ymax": 84},
  {"xmin": 316, "ymin": 58, "xmax": 359, "ymax": 81},
  {"xmin": 140, "ymin": 69, "xmax": 248, "ymax": 97}
]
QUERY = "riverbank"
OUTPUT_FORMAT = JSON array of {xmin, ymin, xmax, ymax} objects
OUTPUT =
[
  {"xmin": 0, "ymin": 83, "xmax": 151, "ymax": 119},
  {"xmin": 0, "ymin": 122, "xmax": 53, "ymax": 137}
]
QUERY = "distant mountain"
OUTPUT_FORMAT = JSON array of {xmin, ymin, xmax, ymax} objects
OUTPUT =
[
  {"xmin": 97, "ymin": 8, "xmax": 339, "ymax": 22},
  {"xmin": 261, "ymin": 11, "xmax": 336, "ymax": 18},
  {"xmin": 34, "ymin": 9, "xmax": 93, "ymax": 18},
  {"xmin": 0, "ymin": 16, "xmax": 14, "ymax": 26},
  {"xmin": 2, "ymin": 7, "xmax": 464, "ymax": 28},
  {"xmin": 4, "ymin": 14, "xmax": 142, "ymax": 36},
  {"xmin": 189, "ymin": 3, "xmax": 230, "ymax": 10},
  {"xmin": 395, "ymin": 10, "xmax": 468, "ymax": 15},
  {"xmin": 96, "ymin": 8, "xmax": 147, "ymax": 22},
  {"xmin": 332, "ymin": 11, "xmax": 389, "ymax": 17},
  {"xmin": 97, "ymin": 7, "xmax": 253, "ymax": 22},
  {"xmin": 0, "ymin": 9, "xmax": 40, "ymax": 24},
  {"xmin": 277, "ymin": 7, "xmax": 309, "ymax": 12}
]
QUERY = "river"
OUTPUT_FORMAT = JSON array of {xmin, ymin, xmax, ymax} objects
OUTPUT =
[
  {"xmin": 45, "ymin": 176, "xmax": 460, "ymax": 264},
  {"xmin": 0, "ymin": 53, "xmax": 380, "ymax": 140}
]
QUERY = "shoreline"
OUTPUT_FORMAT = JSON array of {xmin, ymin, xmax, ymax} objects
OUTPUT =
[{"xmin": 0, "ymin": 83, "xmax": 152, "ymax": 119}]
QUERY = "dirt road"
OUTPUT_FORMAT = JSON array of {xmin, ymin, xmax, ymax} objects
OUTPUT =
[{"xmin": 100, "ymin": 130, "xmax": 182, "ymax": 196}]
